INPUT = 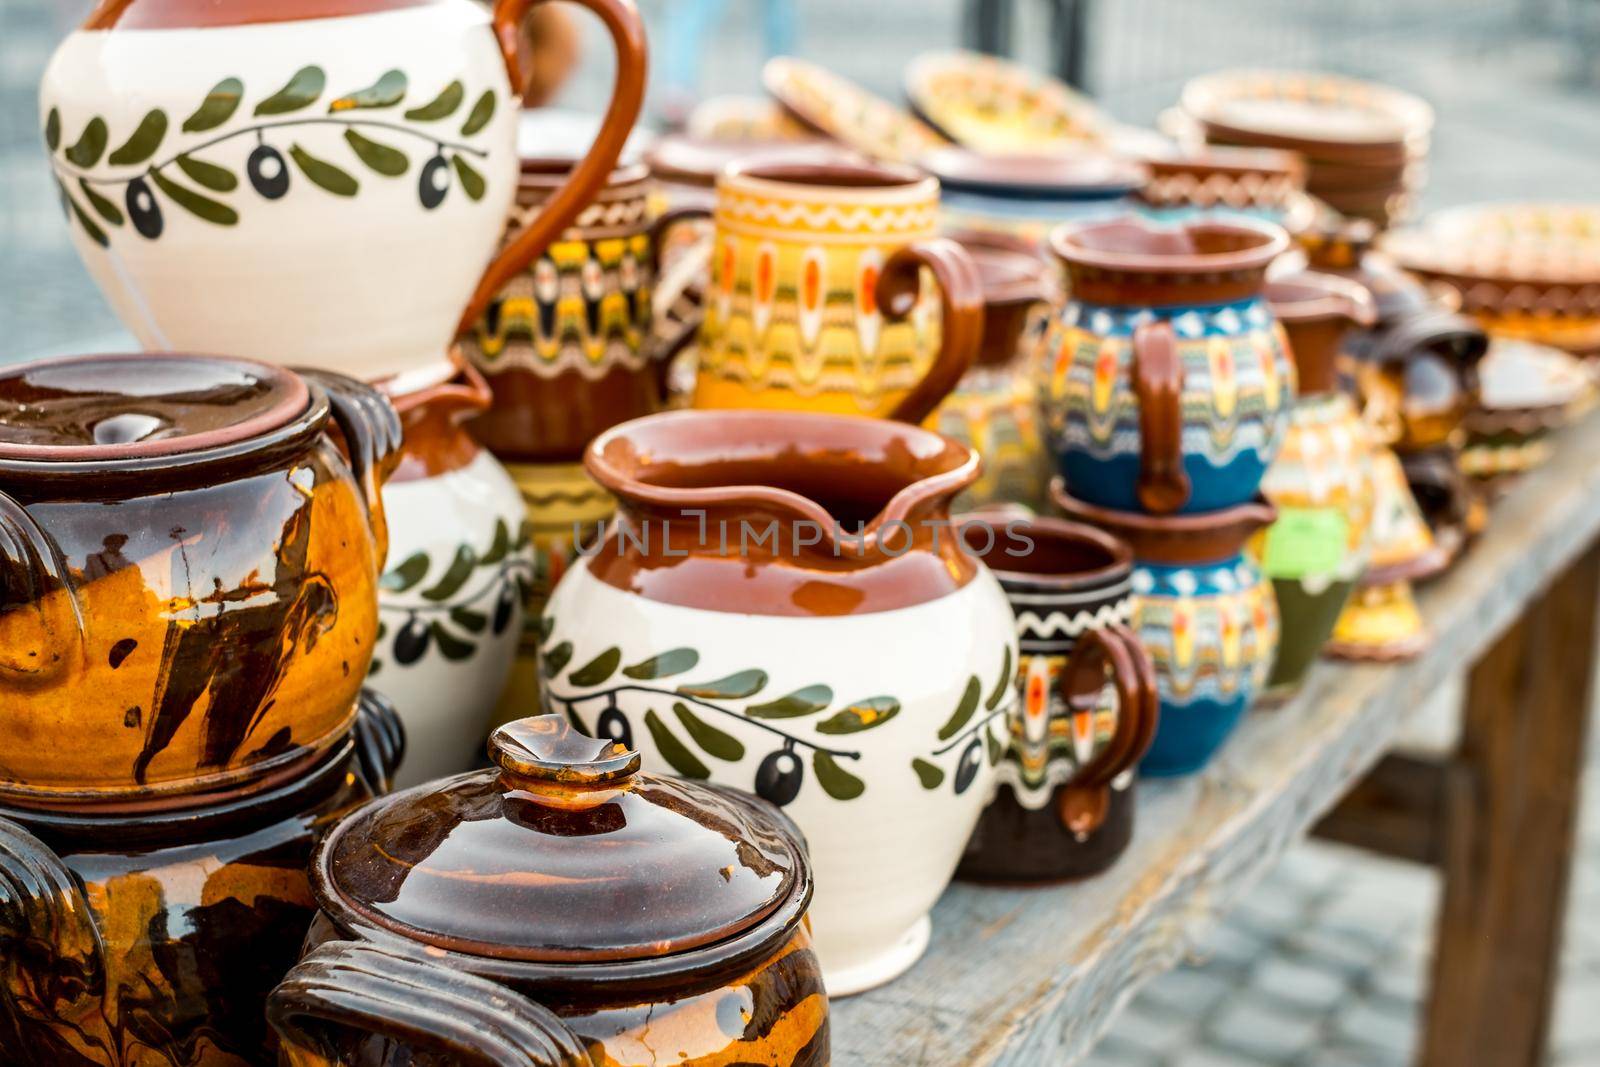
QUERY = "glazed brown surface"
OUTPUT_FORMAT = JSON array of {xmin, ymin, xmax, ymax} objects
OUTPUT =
[
  {"xmin": 583, "ymin": 410, "xmax": 982, "ymax": 616},
  {"xmin": 1052, "ymin": 217, "xmax": 1289, "ymax": 306},
  {"xmin": 1267, "ymin": 272, "xmax": 1378, "ymax": 394},
  {"xmin": 1051, "ymin": 480, "xmax": 1277, "ymax": 565},
  {"xmin": 949, "ymin": 231, "xmax": 1055, "ymax": 368}
]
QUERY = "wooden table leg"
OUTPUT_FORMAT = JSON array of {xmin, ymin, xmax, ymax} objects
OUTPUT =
[{"xmin": 1420, "ymin": 539, "xmax": 1600, "ymax": 1067}]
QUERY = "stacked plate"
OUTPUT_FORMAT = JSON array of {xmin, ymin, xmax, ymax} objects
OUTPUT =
[{"xmin": 1179, "ymin": 70, "xmax": 1433, "ymax": 228}]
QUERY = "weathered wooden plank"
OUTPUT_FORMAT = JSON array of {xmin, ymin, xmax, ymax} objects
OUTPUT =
[
  {"xmin": 830, "ymin": 412, "xmax": 1600, "ymax": 1066},
  {"xmin": 1313, "ymin": 752, "xmax": 1457, "ymax": 866}
]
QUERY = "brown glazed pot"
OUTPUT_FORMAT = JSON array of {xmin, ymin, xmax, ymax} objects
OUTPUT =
[
  {"xmin": 0, "ymin": 691, "xmax": 402, "ymax": 1067},
  {"xmin": 0, "ymin": 354, "xmax": 402, "ymax": 805},
  {"xmin": 266, "ymin": 715, "xmax": 827, "ymax": 1066},
  {"xmin": 956, "ymin": 516, "xmax": 1159, "ymax": 882},
  {"xmin": 463, "ymin": 158, "xmax": 704, "ymax": 462}
]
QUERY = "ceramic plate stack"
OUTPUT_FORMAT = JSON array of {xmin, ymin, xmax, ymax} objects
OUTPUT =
[
  {"xmin": 1179, "ymin": 69, "xmax": 1433, "ymax": 229},
  {"xmin": 1382, "ymin": 203, "xmax": 1600, "ymax": 358}
]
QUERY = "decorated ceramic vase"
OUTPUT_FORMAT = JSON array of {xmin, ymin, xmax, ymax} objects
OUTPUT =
[
  {"xmin": 370, "ymin": 362, "xmax": 532, "ymax": 788},
  {"xmin": 1257, "ymin": 273, "xmax": 1379, "ymax": 697},
  {"xmin": 0, "ymin": 691, "xmax": 401, "ymax": 1067},
  {"xmin": 1042, "ymin": 217, "xmax": 1295, "ymax": 515},
  {"xmin": 462, "ymin": 159, "xmax": 703, "ymax": 461},
  {"xmin": 1054, "ymin": 484, "xmax": 1279, "ymax": 776},
  {"xmin": 922, "ymin": 149, "xmax": 1145, "ymax": 248},
  {"xmin": 0, "ymin": 355, "xmax": 401, "ymax": 805},
  {"xmin": 957, "ymin": 515, "xmax": 1160, "ymax": 882},
  {"xmin": 40, "ymin": 0, "xmax": 646, "ymax": 392},
  {"xmin": 933, "ymin": 232, "xmax": 1058, "ymax": 512},
  {"xmin": 694, "ymin": 158, "xmax": 985, "ymax": 424},
  {"xmin": 541, "ymin": 411, "xmax": 1016, "ymax": 994},
  {"xmin": 266, "ymin": 716, "xmax": 828, "ymax": 1066}
]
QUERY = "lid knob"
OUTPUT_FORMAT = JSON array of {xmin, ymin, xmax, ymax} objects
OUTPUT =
[{"xmin": 489, "ymin": 716, "xmax": 641, "ymax": 809}]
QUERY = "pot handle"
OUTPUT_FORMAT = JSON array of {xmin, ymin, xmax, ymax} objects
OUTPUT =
[
  {"xmin": 268, "ymin": 941, "xmax": 591, "ymax": 1067},
  {"xmin": 880, "ymin": 237, "xmax": 986, "ymax": 425},
  {"xmin": 1130, "ymin": 319, "xmax": 1192, "ymax": 514},
  {"xmin": 353, "ymin": 689, "xmax": 407, "ymax": 795},
  {"xmin": 0, "ymin": 818, "xmax": 106, "ymax": 1019},
  {"xmin": 459, "ymin": 0, "xmax": 648, "ymax": 337},
  {"xmin": 0, "ymin": 491, "xmax": 85, "ymax": 684},
  {"xmin": 1055, "ymin": 623, "xmax": 1160, "ymax": 837},
  {"xmin": 298, "ymin": 370, "xmax": 404, "ymax": 568},
  {"xmin": 646, "ymin": 205, "xmax": 716, "ymax": 391}
]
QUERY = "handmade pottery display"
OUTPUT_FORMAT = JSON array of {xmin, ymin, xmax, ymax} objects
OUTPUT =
[
  {"xmin": 1179, "ymin": 69, "xmax": 1432, "ymax": 227},
  {"xmin": 923, "ymin": 149, "xmax": 1146, "ymax": 247},
  {"xmin": 1054, "ymin": 485, "xmax": 1279, "ymax": 776},
  {"xmin": 1383, "ymin": 203, "xmax": 1600, "ymax": 358},
  {"xmin": 903, "ymin": 50, "xmax": 1107, "ymax": 154},
  {"xmin": 41, "ymin": 0, "xmax": 648, "ymax": 392},
  {"xmin": 694, "ymin": 158, "xmax": 985, "ymax": 424},
  {"xmin": 1461, "ymin": 338, "xmax": 1591, "ymax": 488},
  {"xmin": 0, "ymin": 354, "xmax": 401, "ymax": 804},
  {"xmin": 371, "ymin": 361, "xmax": 532, "ymax": 788},
  {"xmin": 956, "ymin": 515, "xmax": 1160, "ymax": 882},
  {"xmin": 463, "ymin": 158, "xmax": 702, "ymax": 461},
  {"xmin": 934, "ymin": 232, "xmax": 1058, "ymax": 511},
  {"xmin": 1136, "ymin": 145, "xmax": 1313, "ymax": 229},
  {"xmin": 763, "ymin": 56, "xmax": 948, "ymax": 164},
  {"xmin": 1257, "ymin": 273, "xmax": 1379, "ymax": 697},
  {"xmin": 540, "ymin": 410, "xmax": 1016, "ymax": 994},
  {"xmin": 0, "ymin": 691, "xmax": 400, "ymax": 1067},
  {"xmin": 1042, "ymin": 216, "xmax": 1295, "ymax": 514},
  {"xmin": 266, "ymin": 715, "xmax": 828, "ymax": 1065}
]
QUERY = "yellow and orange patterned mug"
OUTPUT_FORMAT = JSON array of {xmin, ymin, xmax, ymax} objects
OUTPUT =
[{"xmin": 694, "ymin": 159, "xmax": 985, "ymax": 424}]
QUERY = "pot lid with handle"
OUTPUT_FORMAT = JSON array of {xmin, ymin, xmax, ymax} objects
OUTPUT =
[{"xmin": 314, "ymin": 715, "xmax": 806, "ymax": 964}]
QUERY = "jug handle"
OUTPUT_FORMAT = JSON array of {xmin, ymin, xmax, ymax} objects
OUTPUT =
[
  {"xmin": 299, "ymin": 370, "xmax": 405, "ymax": 568},
  {"xmin": 459, "ymin": 0, "xmax": 649, "ymax": 337},
  {"xmin": 880, "ymin": 237, "xmax": 986, "ymax": 426},
  {"xmin": 352, "ymin": 688, "xmax": 407, "ymax": 795},
  {"xmin": 1055, "ymin": 624, "xmax": 1161, "ymax": 837},
  {"xmin": 1130, "ymin": 319, "xmax": 1192, "ymax": 514},
  {"xmin": 0, "ymin": 491, "xmax": 85, "ymax": 684},
  {"xmin": 268, "ymin": 940, "xmax": 591, "ymax": 1067},
  {"xmin": 0, "ymin": 817, "xmax": 107, "ymax": 1013},
  {"xmin": 646, "ymin": 205, "xmax": 715, "ymax": 397},
  {"xmin": 389, "ymin": 354, "xmax": 493, "ymax": 423}
]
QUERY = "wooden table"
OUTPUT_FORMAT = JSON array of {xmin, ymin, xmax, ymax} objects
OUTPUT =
[{"xmin": 831, "ymin": 411, "xmax": 1600, "ymax": 1065}]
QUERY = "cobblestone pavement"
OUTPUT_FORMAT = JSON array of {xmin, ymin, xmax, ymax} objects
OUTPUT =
[{"xmin": 3, "ymin": 2, "xmax": 1600, "ymax": 1064}]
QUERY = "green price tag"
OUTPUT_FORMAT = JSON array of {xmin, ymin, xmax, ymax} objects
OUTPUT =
[{"xmin": 1261, "ymin": 507, "xmax": 1349, "ymax": 580}]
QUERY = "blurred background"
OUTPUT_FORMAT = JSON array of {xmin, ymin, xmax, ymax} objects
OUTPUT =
[{"xmin": 2, "ymin": 1, "xmax": 1598, "ymax": 1064}]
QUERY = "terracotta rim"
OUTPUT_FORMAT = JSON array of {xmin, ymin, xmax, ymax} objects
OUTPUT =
[
  {"xmin": 518, "ymin": 156, "xmax": 650, "ymax": 193},
  {"xmin": 645, "ymin": 133, "xmax": 855, "ymax": 188},
  {"xmin": 721, "ymin": 156, "xmax": 938, "ymax": 205},
  {"xmin": 0, "ymin": 353, "xmax": 310, "ymax": 463},
  {"xmin": 956, "ymin": 511, "xmax": 1132, "ymax": 589},
  {"xmin": 1050, "ymin": 216, "xmax": 1289, "ymax": 276}
]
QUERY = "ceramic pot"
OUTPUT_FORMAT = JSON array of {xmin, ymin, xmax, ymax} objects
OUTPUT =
[
  {"xmin": 0, "ymin": 691, "xmax": 400, "ymax": 1067},
  {"xmin": 462, "ymin": 159, "xmax": 703, "ymax": 461},
  {"xmin": 1258, "ymin": 273, "xmax": 1379, "ymax": 697},
  {"xmin": 921, "ymin": 149, "xmax": 1145, "ymax": 248},
  {"xmin": 1042, "ymin": 217, "xmax": 1295, "ymax": 515},
  {"xmin": 694, "ymin": 158, "xmax": 986, "ymax": 424},
  {"xmin": 266, "ymin": 715, "xmax": 828, "ymax": 1066},
  {"xmin": 1136, "ymin": 145, "xmax": 1314, "ymax": 231},
  {"xmin": 956, "ymin": 515, "xmax": 1159, "ymax": 882},
  {"xmin": 541, "ymin": 411, "xmax": 1016, "ymax": 994},
  {"xmin": 1054, "ymin": 484, "xmax": 1279, "ymax": 776},
  {"xmin": 1462, "ymin": 339, "xmax": 1591, "ymax": 488},
  {"xmin": 933, "ymin": 232, "xmax": 1058, "ymax": 512},
  {"xmin": 41, "ymin": 0, "xmax": 646, "ymax": 392},
  {"xmin": 0, "ymin": 354, "xmax": 401, "ymax": 805},
  {"xmin": 370, "ymin": 361, "xmax": 532, "ymax": 788}
]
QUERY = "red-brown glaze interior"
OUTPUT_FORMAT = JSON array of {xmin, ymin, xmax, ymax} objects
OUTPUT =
[
  {"xmin": 959, "ymin": 516, "xmax": 1131, "ymax": 588},
  {"xmin": 84, "ymin": 0, "xmax": 442, "ymax": 30},
  {"xmin": 724, "ymin": 158, "xmax": 928, "ymax": 190},
  {"xmin": 646, "ymin": 135, "xmax": 857, "ymax": 189},
  {"xmin": 1052, "ymin": 217, "xmax": 1288, "ymax": 306},
  {"xmin": 583, "ymin": 411, "xmax": 981, "ymax": 616}
]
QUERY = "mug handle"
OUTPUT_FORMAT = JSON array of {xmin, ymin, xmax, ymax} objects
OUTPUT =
[
  {"xmin": 268, "ymin": 941, "xmax": 591, "ymax": 1067},
  {"xmin": 0, "ymin": 491, "xmax": 84, "ymax": 684},
  {"xmin": 879, "ymin": 237, "xmax": 986, "ymax": 425},
  {"xmin": 1130, "ymin": 319, "xmax": 1191, "ymax": 514},
  {"xmin": 352, "ymin": 689, "xmax": 407, "ymax": 795},
  {"xmin": 297, "ymin": 370, "xmax": 405, "ymax": 568},
  {"xmin": 458, "ymin": 0, "xmax": 649, "ymax": 337},
  {"xmin": 1055, "ymin": 623, "xmax": 1160, "ymax": 837},
  {"xmin": 646, "ymin": 206, "xmax": 716, "ymax": 386},
  {"xmin": 0, "ymin": 818, "xmax": 107, "ymax": 1019}
]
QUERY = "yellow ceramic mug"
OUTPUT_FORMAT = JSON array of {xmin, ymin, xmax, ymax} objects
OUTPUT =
[{"xmin": 694, "ymin": 159, "xmax": 985, "ymax": 423}]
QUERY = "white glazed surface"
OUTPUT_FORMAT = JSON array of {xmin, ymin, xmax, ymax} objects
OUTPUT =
[
  {"xmin": 543, "ymin": 562, "xmax": 1018, "ymax": 995},
  {"xmin": 41, "ymin": 2, "xmax": 517, "ymax": 383},
  {"xmin": 373, "ymin": 450, "xmax": 530, "ymax": 788}
]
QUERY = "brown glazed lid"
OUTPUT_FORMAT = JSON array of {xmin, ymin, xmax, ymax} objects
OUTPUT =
[
  {"xmin": 1052, "ymin": 216, "xmax": 1287, "ymax": 306},
  {"xmin": 314, "ymin": 716, "xmax": 806, "ymax": 963},
  {"xmin": 0, "ymin": 353, "xmax": 309, "ymax": 462},
  {"xmin": 922, "ymin": 148, "xmax": 1146, "ymax": 198}
]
